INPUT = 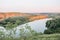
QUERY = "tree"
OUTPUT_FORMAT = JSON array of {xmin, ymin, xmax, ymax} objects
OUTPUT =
[
  {"xmin": 44, "ymin": 18, "xmax": 60, "ymax": 34},
  {"xmin": 0, "ymin": 17, "xmax": 30, "ymax": 30}
]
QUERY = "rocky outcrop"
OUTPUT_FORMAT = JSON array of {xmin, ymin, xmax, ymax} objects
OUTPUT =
[
  {"xmin": 29, "ymin": 15, "xmax": 47, "ymax": 21},
  {"xmin": 0, "ymin": 12, "xmax": 47, "ymax": 21},
  {"xmin": 0, "ymin": 12, "xmax": 31, "ymax": 20}
]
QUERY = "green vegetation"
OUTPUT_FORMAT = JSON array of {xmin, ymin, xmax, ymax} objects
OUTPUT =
[
  {"xmin": 0, "ymin": 24, "xmax": 60, "ymax": 40},
  {"xmin": 0, "ymin": 17, "xmax": 30, "ymax": 29},
  {"xmin": 0, "ymin": 16, "xmax": 60, "ymax": 40},
  {"xmin": 44, "ymin": 18, "xmax": 60, "ymax": 34}
]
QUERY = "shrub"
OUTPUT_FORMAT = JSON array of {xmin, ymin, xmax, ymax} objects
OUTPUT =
[
  {"xmin": 0, "ymin": 17, "xmax": 30, "ymax": 29},
  {"xmin": 44, "ymin": 18, "xmax": 60, "ymax": 34}
]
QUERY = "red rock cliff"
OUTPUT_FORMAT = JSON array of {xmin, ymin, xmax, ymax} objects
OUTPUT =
[{"xmin": 0, "ymin": 12, "xmax": 47, "ymax": 21}]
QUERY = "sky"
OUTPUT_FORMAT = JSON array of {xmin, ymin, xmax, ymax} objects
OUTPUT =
[{"xmin": 0, "ymin": 0, "xmax": 60, "ymax": 13}]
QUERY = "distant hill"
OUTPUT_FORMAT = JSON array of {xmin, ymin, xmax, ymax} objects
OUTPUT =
[
  {"xmin": 0, "ymin": 12, "xmax": 31, "ymax": 20},
  {"xmin": 1, "ymin": 12, "xmax": 59, "ymax": 21}
]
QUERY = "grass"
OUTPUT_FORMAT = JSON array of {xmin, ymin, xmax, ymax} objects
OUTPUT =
[
  {"xmin": 25, "ymin": 34, "xmax": 60, "ymax": 40},
  {"xmin": 0, "ymin": 33, "xmax": 60, "ymax": 40}
]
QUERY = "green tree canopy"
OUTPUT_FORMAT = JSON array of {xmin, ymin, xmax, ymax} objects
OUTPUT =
[
  {"xmin": 44, "ymin": 18, "xmax": 60, "ymax": 34},
  {"xmin": 0, "ymin": 17, "xmax": 30, "ymax": 29}
]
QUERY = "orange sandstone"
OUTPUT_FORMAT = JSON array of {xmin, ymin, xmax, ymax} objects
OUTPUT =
[{"xmin": 0, "ymin": 12, "xmax": 47, "ymax": 21}]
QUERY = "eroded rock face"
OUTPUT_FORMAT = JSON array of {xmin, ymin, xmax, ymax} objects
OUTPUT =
[
  {"xmin": 0, "ymin": 12, "xmax": 47, "ymax": 21},
  {"xmin": 29, "ymin": 15, "xmax": 47, "ymax": 21},
  {"xmin": 0, "ymin": 13, "xmax": 5, "ymax": 19},
  {"xmin": 0, "ymin": 12, "xmax": 31, "ymax": 20}
]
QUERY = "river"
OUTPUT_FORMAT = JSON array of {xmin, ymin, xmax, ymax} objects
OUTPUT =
[
  {"xmin": 16, "ymin": 18, "xmax": 52, "ymax": 33},
  {"xmin": 0, "ymin": 18, "xmax": 52, "ymax": 35}
]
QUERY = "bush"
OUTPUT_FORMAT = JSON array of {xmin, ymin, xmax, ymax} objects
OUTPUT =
[
  {"xmin": 44, "ymin": 30, "xmax": 53, "ymax": 34},
  {"xmin": 0, "ymin": 17, "xmax": 30, "ymax": 29},
  {"xmin": 44, "ymin": 18, "xmax": 60, "ymax": 34}
]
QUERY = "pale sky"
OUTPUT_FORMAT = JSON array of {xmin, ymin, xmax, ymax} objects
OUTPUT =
[{"xmin": 0, "ymin": 0, "xmax": 60, "ymax": 13}]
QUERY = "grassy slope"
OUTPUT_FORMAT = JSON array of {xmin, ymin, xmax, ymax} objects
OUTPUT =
[{"xmin": 0, "ymin": 34, "xmax": 60, "ymax": 40}]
